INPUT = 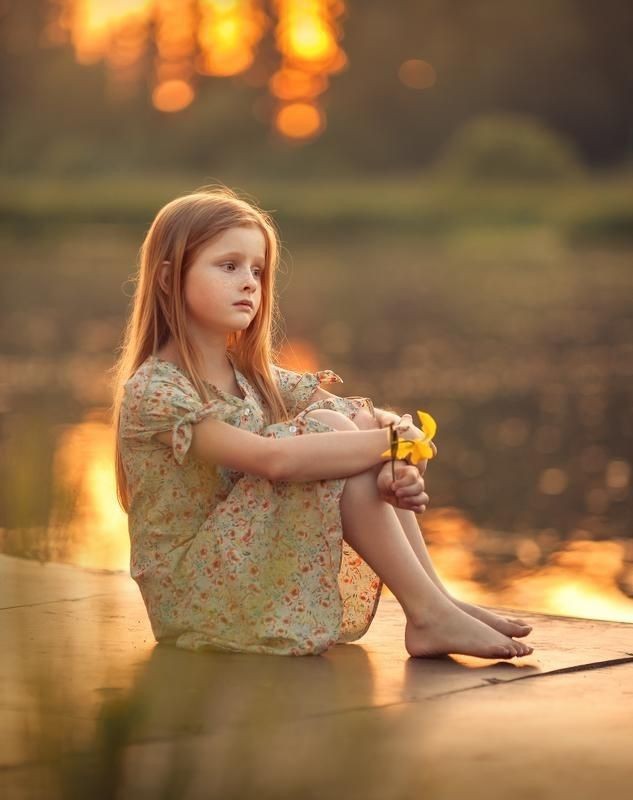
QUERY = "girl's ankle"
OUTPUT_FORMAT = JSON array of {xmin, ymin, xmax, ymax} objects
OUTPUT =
[{"xmin": 405, "ymin": 595, "xmax": 454, "ymax": 629}]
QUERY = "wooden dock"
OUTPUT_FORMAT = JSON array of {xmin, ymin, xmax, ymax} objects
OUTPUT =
[{"xmin": 1, "ymin": 553, "xmax": 632, "ymax": 799}]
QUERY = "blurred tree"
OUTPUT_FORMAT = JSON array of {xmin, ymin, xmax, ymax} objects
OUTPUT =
[
  {"xmin": 432, "ymin": 113, "xmax": 584, "ymax": 182},
  {"xmin": 0, "ymin": 0, "xmax": 631, "ymax": 176}
]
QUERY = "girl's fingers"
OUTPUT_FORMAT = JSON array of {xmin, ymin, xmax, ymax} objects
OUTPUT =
[
  {"xmin": 394, "ymin": 478, "xmax": 425, "ymax": 497},
  {"xmin": 386, "ymin": 466, "xmax": 430, "ymax": 511},
  {"xmin": 401, "ymin": 502, "xmax": 428, "ymax": 514},
  {"xmin": 399, "ymin": 492, "xmax": 429, "ymax": 508},
  {"xmin": 393, "ymin": 468, "xmax": 424, "ymax": 488}
]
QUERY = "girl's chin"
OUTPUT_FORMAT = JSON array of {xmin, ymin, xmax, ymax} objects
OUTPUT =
[{"xmin": 224, "ymin": 321, "xmax": 254, "ymax": 333}]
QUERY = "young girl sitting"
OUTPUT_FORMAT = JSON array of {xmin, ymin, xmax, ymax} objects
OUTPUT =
[{"xmin": 111, "ymin": 185, "xmax": 533, "ymax": 660}]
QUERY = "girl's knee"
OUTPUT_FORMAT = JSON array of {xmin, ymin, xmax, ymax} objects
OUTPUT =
[
  {"xmin": 303, "ymin": 408, "xmax": 358, "ymax": 431},
  {"xmin": 353, "ymin": 407, "xmax": 380, "ymax": 430}
]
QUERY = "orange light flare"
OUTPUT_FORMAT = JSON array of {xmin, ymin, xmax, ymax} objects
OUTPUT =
[
  {"xmin": 55, "ymin": 0, "xmax": 153, "ymax": 65},
  {"xmin": 274, "ymin": 0, "xmax": 342, "ymax": 66},
  {"xmin": 152, "ymin": 79, "xmax": 196, "ymax": 113},
  {"xmin": 46, "ymin": 0, "xmax": 350, "ymax": 136},
  {"xmin": 196, "ymin": 0, "xmax": 269, "ymax": 77},
  {"xmin": 152, "ymin": 0, "xmax": 198, "ymax": 111},
  {"xmin": 105, "ymin": 17, "xmax": 149, "ymax": 74},
  {"xmin": 276, "ymin": 337, "xmax": 321, "ymax": 373},
  {"xmin": 398, "ymin": 58, "xmax": 437, "ymax": 90},
  {"xmin": 271, "ymin": 1, "xmax": 348, "ymax": 141},
  {"xmin": 48, "ymin": 410, "xmax": 129, "ymax": 573},
  {"xmin": 269, "ymin": 67, "xmax": 328, "ymax": 101},
  {"xmin": 420, "ymin": 509, "xmax": 633, "ymax": 624},
  {"xmin": 499, "ymin": 539, "xmax": 633, "ymax": 624},
  {"xmin": 275, "ymin": 101, "xmax": 324, "ymax": 140}
]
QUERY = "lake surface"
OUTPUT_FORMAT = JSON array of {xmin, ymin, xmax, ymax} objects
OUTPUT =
[{"xmin": 1, "ymin": 224, "xmax": 632, "ymax": 619}]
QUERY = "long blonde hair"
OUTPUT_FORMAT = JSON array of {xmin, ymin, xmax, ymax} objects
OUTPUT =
[{"xmin": 110, "ymin": 184, "xmax": 291, "ymax": 512}]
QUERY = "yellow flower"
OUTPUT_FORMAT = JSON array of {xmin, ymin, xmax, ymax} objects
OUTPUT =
[{"xmin": 381, "ymin": 410, "xmax": 437, "ymax": 464}]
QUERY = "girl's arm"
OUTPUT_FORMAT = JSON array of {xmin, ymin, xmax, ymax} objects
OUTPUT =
[
  {"xmin": 274, "ymin": 427, "xmax": 393, "ymax": 481},
  {"xmin": 155, "ymin": 419, "xmax": 394, "ymax": 481},
  {"xmin": 308, "ymin": 385, "xmax": 400, "ymax": 428},
  {"xmin": 308, "ymin": 385, "xmax": 436, "ymax": 465}
]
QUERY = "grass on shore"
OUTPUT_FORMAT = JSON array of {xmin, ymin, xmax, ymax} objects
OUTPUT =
[{"xmin": 1, "ymin": 171, "xmax": 632, "ymax": 244}]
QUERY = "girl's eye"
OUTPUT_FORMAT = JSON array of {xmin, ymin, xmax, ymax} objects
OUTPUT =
[{"xmin": 221, "ymin": 262, "xmax": 263, "ymax": 278}]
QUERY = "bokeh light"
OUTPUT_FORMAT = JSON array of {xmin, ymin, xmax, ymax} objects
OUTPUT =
[{"xmin": 45, "ymin": 0, "xmax": 349, "ymax": 141}]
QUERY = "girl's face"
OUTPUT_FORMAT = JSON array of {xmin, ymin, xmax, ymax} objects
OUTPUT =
[{"xmin": 182, "ymin": 225, "xmax": 266, "ymax": 335}]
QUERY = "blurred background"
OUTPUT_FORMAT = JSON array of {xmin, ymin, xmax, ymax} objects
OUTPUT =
[{"xmin": 1, "ymin": 0, "xmax": 633, "ymax": 621}]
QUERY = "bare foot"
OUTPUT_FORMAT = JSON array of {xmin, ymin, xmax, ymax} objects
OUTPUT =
[
  {"xmin": 451, "ymin": 598, "xmax": 533, "ymax": 639},
  {"xmin": 405, "ymin": 601, "xmax": 534, "ymax": 660}
]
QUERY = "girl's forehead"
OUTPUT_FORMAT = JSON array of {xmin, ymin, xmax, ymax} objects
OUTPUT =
[
  {"xmin": 208, "ymin": 225, "xmax": 266, "ymax": 252},
  {"xmin": 213, "ymin": 225, "xmax": 266, "ymax": 247}
]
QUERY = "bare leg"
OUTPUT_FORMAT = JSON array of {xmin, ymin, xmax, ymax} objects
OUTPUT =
[
  {"xmin": 352, "ymin": 408, "xmax": 532, "ymax": 638},
  {"xmin": 304, "ymin": 408, "xmax": 532, "ymax": 659},
  {"xmin": 392, "ymin": 507, "xmax": 532, "ymax": 637}
]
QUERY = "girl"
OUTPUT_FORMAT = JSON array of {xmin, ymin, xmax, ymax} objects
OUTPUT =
[{"xmin": 111, "ymin": 185, "xmax": 534, "ymax": 659}]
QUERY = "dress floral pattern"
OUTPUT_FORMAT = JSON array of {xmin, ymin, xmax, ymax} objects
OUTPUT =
[{"xmin": 119, "ymin": 354, "xmax": 384, "ymax": 656}]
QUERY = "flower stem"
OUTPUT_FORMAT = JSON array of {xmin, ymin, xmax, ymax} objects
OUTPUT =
[{"xmin": 388, "ymin": 422, "xmax": 397, "ymax": 483}]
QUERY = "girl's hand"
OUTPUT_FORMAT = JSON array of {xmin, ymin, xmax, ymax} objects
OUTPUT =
[
  {"xmin": 394, "ymin": 413, "xmax": 437, "ymax": 477},
  {"xmin": 374, "ymin": 408, "xmax": 402, "ymax": 428},
  {"xmin": 376, "ymin": 461, "xmax": 430, "ymax": 514}
]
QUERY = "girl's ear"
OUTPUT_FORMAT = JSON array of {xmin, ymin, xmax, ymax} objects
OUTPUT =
[{"xmin": 158, "ymin": 260, "xmax": 171, "ymax": 294}]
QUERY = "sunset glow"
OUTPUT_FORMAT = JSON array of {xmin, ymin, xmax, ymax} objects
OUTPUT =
[
  {"xmin": 45, "ymin": 370, "xmax": 633, "ymax": 626},
  {"xmin": 46, "ymin": 0, "xmax": 349, "ymax": 139}
]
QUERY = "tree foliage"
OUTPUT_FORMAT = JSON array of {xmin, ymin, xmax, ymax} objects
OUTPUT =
[{"xmin": 0, "ymin": 0, "xmax": 631, "ymax": 177}]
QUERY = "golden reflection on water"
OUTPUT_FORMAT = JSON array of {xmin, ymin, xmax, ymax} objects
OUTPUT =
[
  {"xmin": 421, "ymin": 510, "xmax": 633, "ymax": 624},
  {"xmin": 46, "ymin": 408, "xmax": 633, "ymax": 624},
  {"xmin": 49, "ymin": 410, "xmax": 129, "ymax": 571},
  {"xmin": 496, "ymin": 539, "xmax": 633, "ymax": 623}
]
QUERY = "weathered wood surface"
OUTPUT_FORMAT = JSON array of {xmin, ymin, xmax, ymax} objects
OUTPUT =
[{"xmin": 1, "ymin": 553, "xmax": 632, "ymax": 799}]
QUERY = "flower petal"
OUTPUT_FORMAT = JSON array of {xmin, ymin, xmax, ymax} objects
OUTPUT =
[
  {"xmin": 394, "ymin": 441, "xmax": 415, "ymax": 460},
  {"xmin": 416, "ymin": 410, "xmax": 437, "ymax": 440},
  {"xmin": 415, "ymin": 441, "xmax": 435, "ymax": 461}
]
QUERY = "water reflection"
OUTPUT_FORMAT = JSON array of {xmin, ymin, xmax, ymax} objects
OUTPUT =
[
  {"xmin": 1, "ymin": 229, "xmax": 632, "ymax": 624},
  {"xmin": 48, "ymin": 410, "xmax": 129, "ymax": 571},
  {"xmin": 6, "ymin": 411, "xmax": 628, "ymax": 624},
  {"xmin": 421, "ymin": 509, "xmax": 633, "ymax": 623}
]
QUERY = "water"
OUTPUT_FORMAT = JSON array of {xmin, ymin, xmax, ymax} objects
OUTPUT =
[{"xmin": 1, "ymin": 223, "xmax": 632, "ymax": 615}]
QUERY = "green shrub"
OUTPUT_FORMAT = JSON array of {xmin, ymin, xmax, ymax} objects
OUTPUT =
[
  {"xmin": 433, "ymin": 113, "xmax": 584, "ymax": 182},
  {"xmin": 562, "ymin": 207, "xmax": 633, "ymax": 244}
]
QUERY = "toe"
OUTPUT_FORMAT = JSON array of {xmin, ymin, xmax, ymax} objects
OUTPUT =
[
  {"xmin": 505, "ymin": 640, "xmax": 521, "ymax": 657},
  {"xmin": 508, "ymin": 617, "xmax": 531, "ymax": 628},
  {"xmin": 507, "ymin": 618, "xmax": 532, "ymax": 636}
]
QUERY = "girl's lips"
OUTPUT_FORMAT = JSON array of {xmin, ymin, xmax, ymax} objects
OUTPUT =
[{"xmin": 234, "ymin": 302, "xmax": 253, "ymax": 309}]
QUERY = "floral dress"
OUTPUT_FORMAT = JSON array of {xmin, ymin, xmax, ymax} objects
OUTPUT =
[{"xmin": 119, "ymin": 354, "xmax": 384, "ymax": 656}]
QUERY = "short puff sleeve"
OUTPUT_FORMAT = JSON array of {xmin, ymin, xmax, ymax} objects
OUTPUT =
[
  {"xmin": 272, "ymin": 365, "xmax": 345, "ymax": 416},
  {"xmin": 120, "ymin": 373, "xmax": 239, "ymax": 465}
]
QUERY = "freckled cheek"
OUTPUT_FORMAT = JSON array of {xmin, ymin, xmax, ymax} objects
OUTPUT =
[
  {"xmin": 187, "ymin": 274, "xmax": 230, "ymax": 300},
  {"xmin": 184, "ymin": 287, "xmax": 225, "ymax": 318}
]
